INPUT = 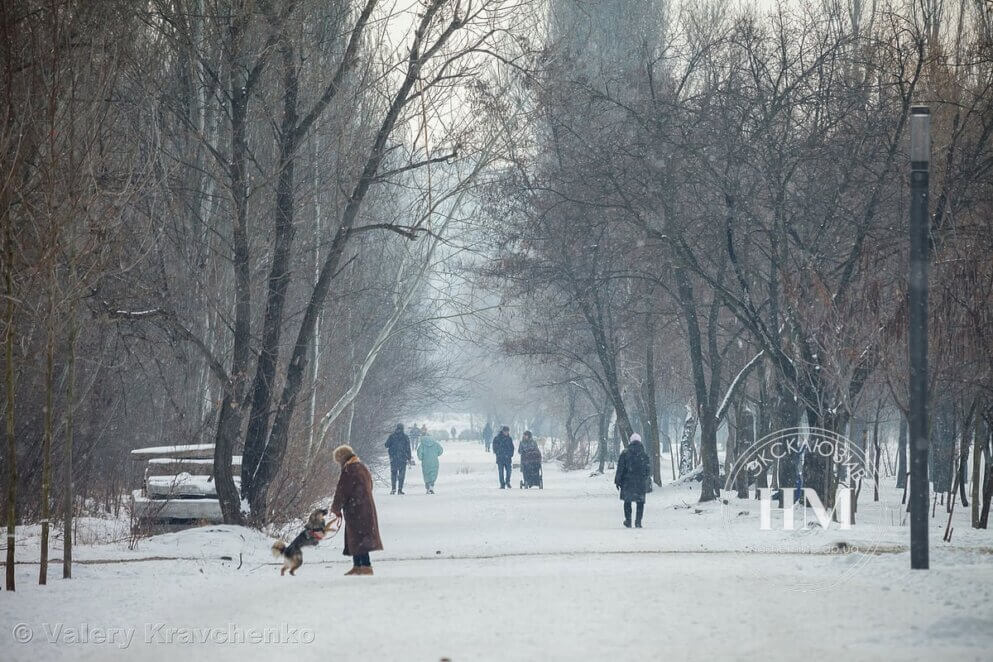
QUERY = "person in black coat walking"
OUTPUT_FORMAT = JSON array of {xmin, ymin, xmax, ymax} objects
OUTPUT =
[
  {"xmin": 614, "ymin": 433, "xmax": 652, "ymax": 527},
  {"xmin": 492, "ymin": 426, "xmax": 515, "ymax": 489},
  {"xmin": 385, "ymin": 424, "xmax": 412, "ymax": 495}
]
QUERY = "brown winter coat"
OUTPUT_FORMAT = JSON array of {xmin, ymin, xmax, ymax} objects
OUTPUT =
[{"xmin": 330, "ymin": 456, "xmax": 383, "ymax": 556}]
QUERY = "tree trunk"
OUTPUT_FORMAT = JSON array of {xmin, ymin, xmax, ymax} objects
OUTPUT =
[
  {"xmin": 642, "ymin": 333, "xmax": 663, "ymax": 486},
  {"xmin": 213, "ymin": 62, "xmax": 252, "ymax": 525},
  {"xmin": 734, "ymin": 402, "xmax": 754, "ymax": 498},
  {"xmin": 873, "ymin": 407, "xmax": 881, "ymax": 502},
  {"xmin": 596, "ymin": 399, "xmax": 610, "ymax": 474},
  {"xmin": 243, "ymin": 44, "xmax": 299, "ymax": 502},
  {"xmin": 564, "ymin": 384, "xmax": 578, "ymax": 468},
  {"xmin": 979, "ymin": 430, "xmax": 993, "ymax": 528},
  {"xmin": 62, "ymin": 245, "xmax": 77, "ymax": 579},
  {"xmin": 972, "ymin": 415, "xmax": 984, "ymax": 528},
  {"xmin": 755, "ymin": 362, "xmax": 770, "ymax": 497},
  {"xmin": 4, "ymin": 210, "xmax": 15, "ymax": 591},
  {"xmin": 896, "ymin": 414, "xmax": 908, "ymax": 489},
  {"xmin": 931, "ymin": 404, "xmax": 956, "ymax": 494},
  {"xmin": 724, "ymin": 405, "xmax": 736, "ymax": 479},
  {"xmin": 958, "ymin": 417, "xmax": 970, "ymax": 508},
  {"xmin": 306, "ymin": 134, "xmax": 324, "ymax": 458},
  {"xmin": 674, "ymin": 264, "xmax": 719, "ymax": 500},
  {"xmin": 659, "ymin": 409, "xmax": 671, "ymax": 453},
  {"xmin": 40, "ymin": 283, "xmax": 54, "ymax": 585},
  {"xmin": 678, "ymin": 403, "xmax": 697, "ymax": 477},
  {"xmin": 773, "ymin": 379, "xmax": 798, "ymax": 502},
  {"xmin": 699, "ymin": 415, "xmax": 721, "ymax": 501},
  {"xmin": 803, "ymin": 405, "xmax": 849, "ymax": 509}
]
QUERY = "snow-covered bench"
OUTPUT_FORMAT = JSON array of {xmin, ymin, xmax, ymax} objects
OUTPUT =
[
  {"xmin": 131, "ymin": 490, "xmax": 224, "ymax": 521},
  {"xmin": 146, "ymin": 473, "xmax": 241, "ymax": 498},
  {"xmin": 145, "ymin": 456, "xmax": 242, "ymax": 478},
  {"xmin": 129, "ymin": 444, "xmax": 242, "ymax": 532}
]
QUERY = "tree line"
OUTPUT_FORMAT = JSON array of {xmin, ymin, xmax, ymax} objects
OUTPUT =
[
  {"xmin": 1, "ymin": 0, "xmax": 530, "ymax": 589},
  {"xmin": 478, "ymin": 0, "xmax": 993, "ymax": 521}
]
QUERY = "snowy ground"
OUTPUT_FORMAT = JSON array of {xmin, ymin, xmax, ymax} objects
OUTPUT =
[{"xmin": 3, "ymin": 441, "xmax": 992, "ymax": 661}]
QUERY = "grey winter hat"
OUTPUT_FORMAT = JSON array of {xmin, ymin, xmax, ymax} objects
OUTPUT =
[
  {"xmin": 501, "ymin": 425, "xmax": 510, "ymax": 432},
  {"xmin": 629, "ymin": 433, "xmax": 642, "ymax": 443}
]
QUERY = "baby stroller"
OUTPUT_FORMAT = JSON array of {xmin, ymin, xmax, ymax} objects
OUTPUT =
[{"xmin": 519, "ymin": 442, "xmax": 543, "ymax": 489}]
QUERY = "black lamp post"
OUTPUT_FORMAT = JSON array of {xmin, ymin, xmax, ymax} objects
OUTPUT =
[{"xmin": 908, "ymin": 105, "xmax": 930, "ymax": 570}]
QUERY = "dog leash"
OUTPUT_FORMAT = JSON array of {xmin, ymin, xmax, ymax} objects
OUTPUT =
[{"xmin": 322, "ymin": 513, "xmax": 342, "ymax": 541}]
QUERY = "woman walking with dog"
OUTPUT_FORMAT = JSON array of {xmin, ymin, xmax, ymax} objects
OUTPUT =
[{"xmin": 330, "ymin": 445, "xmax": 383, "ymax": 575}]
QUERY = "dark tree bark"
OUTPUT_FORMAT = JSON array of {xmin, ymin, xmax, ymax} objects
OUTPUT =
[
  {"xmin": 896, "ymin": 415, "xmax": 909, "ymax": 489},
  {"xmin": 642, "ymin": 330, "xmax": 663, "ymax": 485},
  {"xmin": 972, "ymin": 415, "xmax": 985, "ymax": 528},
  {"xmin": 733, "ymin": 402, "xmax": 754, "ymax": 498},
  {"xmin": 564, "ymin": 384, "xmax": 578, "ymax": 468},
  {"xmin": 211, "ymin": 28, "xmax": 255, "ymax": 525},
  {"xmin": 597, "ymin": 396, "xmax": 610, "ymax": 474},
  {"xmin": 40, "ymin": 280, "xmax": 54, "ymax": 585},
  {"xmin": 242, "ymin": 43, "xmax": 299, "ymax": 504},
  {"xmin": 873, "ymin": 405, "xmax": 882, "ymax": 502},
  {"xmin": 62, "ymin": 297, "xmax": 76, "ymax": 579},
  {"xmin": 4, "ymin": 188, "xmax": 15, "ymax": 591},
  {"xmin": 979, "ymin": 431, "xmax": 993, "ymax": 528},
  {"xmin": 674, "ymin": 264, "xmax": 721, "ymax": 501}
]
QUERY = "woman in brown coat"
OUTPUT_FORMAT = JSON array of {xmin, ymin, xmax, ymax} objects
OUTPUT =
[{"xmin": 330, "ymin": 445, "xmax": 383, "ymax": 575}]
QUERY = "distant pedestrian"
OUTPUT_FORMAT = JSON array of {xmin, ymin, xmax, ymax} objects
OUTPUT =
[
  {"xmin": 482, "ymin": 422, "xmax": 493, "ymax": 451},
  {"xmin": 614, "ymin": 433, "xmax": 651, "ymax": 528},
  {"xmin": 492, "ymin": 425, "xmax": 515, "ymax": 489},
  {"xmin": 450, "ymin": 426, "xmax": 457, "ymax": 440},
  {"xmin": 330, "ymin": 445, "xmax": 383, "ymax": 576},
  {"xmin": 385, "ymin": 424, "xmax": 411, "ymax": 495},
  {"xmin": 409, "ymin": 424, "xmax": 422, "ymax": 452},
  {"xmin": 417, "ymin": 434, "xmax": 444, "ymax": 494}
]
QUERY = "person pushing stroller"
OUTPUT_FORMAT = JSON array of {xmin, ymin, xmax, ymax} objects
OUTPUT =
[{"xmin": 518, "ymin": 430, "xmax": 543, "ymax": 489}]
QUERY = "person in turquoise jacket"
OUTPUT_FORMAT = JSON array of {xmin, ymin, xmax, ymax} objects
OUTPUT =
[{"xmin": 416, "ymin": 435, "xmax": 444, "ymax": 494}]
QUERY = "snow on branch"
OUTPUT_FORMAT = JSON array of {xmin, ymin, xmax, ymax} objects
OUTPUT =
[
  {"xmin": 714, "ymin": 350, "xmax": 764, "ymax": 424},
  {"xmin": 111, "ymin": 307, "xmax": 162, "ymax": 318}
]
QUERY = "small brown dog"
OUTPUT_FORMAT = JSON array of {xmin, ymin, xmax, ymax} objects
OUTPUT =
[{"xmin": 271, "ymin": 509, "xmax": 338, "ymax": 576}]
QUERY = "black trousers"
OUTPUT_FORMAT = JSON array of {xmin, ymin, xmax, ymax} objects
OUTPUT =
[
  {"xmin": 623, "ymin": 501, "xmax": 645, "ymax": 525},
  {"xmin": 497, "ymin": 457, "xmax": 512, "ymax": 487},
  {"xmin": 390, "ymin": 459, "xmax": 407, "ymax": 491},
  {"xmin": 352, "ymin": 553, "xmax": 371, "ymax": 567}
]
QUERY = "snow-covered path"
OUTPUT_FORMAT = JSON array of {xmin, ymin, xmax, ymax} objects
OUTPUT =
[{"xmin": 3, "ymin": 441, "xmax": 992, "ymax": 661}]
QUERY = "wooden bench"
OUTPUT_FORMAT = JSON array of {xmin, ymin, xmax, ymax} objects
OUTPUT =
[{"xmin": 129, "ymin": 444, "xmax": 242, "ymax": 533}]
